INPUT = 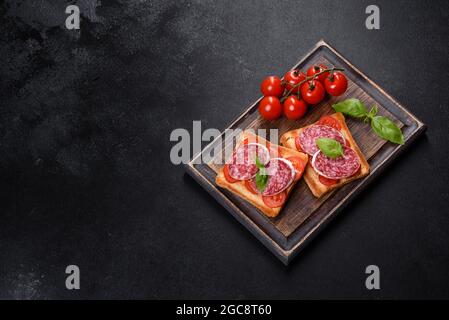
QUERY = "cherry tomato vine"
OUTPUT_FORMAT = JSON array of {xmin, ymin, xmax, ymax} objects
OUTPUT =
[
  {"xmin": 258, "ymin": 65, "xmax": 348, "ymax": 121},
  {"xmin": 281, "ymin": 67, "xmax": 344, "ymax": 102}
]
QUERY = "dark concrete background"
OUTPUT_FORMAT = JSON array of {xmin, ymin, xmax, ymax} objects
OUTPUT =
[{"xmin": 1, "ymin": 0, "xmax": 448, "ymax": 299}]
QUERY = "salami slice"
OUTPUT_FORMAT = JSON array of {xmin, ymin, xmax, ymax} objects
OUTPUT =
[
  {"xmin": 297, "ymin": 125, "xmax": 345, "ymax": 156},
  {"xmin": 311, "ymin": 146, "xmax": 361, "ymax": 179},
  {"xmin": 262, "ymin": 158, "xmax": 295, "ymax": 196},
  {"xmin": 228, "ymin": 143, "xmax": 270, "ymax": 180}
]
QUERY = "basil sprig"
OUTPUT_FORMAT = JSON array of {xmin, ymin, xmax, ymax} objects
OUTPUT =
[
  {"xmin": 332, "ymin": 99, "xmax": 404, "ymax": 145},
  {"xmin": 316, "ymin": 138, "xmax": 344, "ymax": 158},
  {"xmin": 255, "ymin": 157, "xmax": 269, "ymax": 192}
]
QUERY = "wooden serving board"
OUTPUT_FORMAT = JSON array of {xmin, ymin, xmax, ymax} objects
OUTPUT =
[{"xmin": 185, "ymin": 40, "xmax": 426, "ymax": 265}]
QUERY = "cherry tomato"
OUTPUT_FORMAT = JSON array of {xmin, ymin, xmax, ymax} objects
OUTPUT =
[
  {"xmin": 324, "ymin": 72, "xmax": 348, "ymax": 96},
  {"xmin": 301, "ymin": 80, "xmax": 325, "ymax": 105},
  {"xmin": 284, "ymin": 70, "xmax": 306, "ymax": 94},
  {"xmin": 262, "ymin": 191, "xmax": 287, "ymax": 208},
  {"xmin": 245, "ymin": 179, "xmax": 259, "ymax": 195},
  {"xmin": 223, "ymin": 164, "xmax": 238, "ymax": 183},
  {"xmin": 319, "ymin": 175, "xmax": 339, "ymax": 186},
  {"xmin": 317, "ymin": 115, "xmax": 342, "ymax": 131},
  {"xmin": 287, "ymin": 156, "xmax": 306, "ymax": 181},
  {"xmin": 283, "ymin": 96, "xmax": 308, "ymax": 120},
  {"xmin": 261, "ymin": 76, "xmax": 284, "ymax": 97},
  {"xmin": 258, "ymin": 96, "xmax": 282, "ymax": 120},
  {"xmin": 306, "ymin": 64, "xmax": 329, "ymax": 83}
]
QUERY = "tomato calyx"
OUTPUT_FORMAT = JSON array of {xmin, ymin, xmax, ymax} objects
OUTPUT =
[{"xmin": 308, "ymin": 80, "xmax": 316, "ymax": 90}]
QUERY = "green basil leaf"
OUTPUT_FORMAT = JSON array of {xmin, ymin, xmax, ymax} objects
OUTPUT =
[
  {"xmin": 332, "ymin": 98, "xmax": 368, "ymax": 118},
  {"xmin": 255, "ymin": 170, "xmax": 268, "ymax": 192},
  {"xmin": 255, "ymin": 156, "xmax": 264, "ymax": 169},
  {"xmin": 316, "ymin": 138, "xmax": 344, "ymax": 158},
  {"xmin": 371, "ymin": 116, "xmax": 404, "ymax": 145},
  {"xmin": 255, "ymin": 156, "xmax": 268, "ymax": 191}
]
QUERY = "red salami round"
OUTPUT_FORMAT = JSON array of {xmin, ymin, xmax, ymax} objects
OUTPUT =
[
  {"xmin": 262, "ymin": 158, "xmax": 295, "ymax": 196},
  {"xmin": 298, "ymin": 125, "xmax": 345, "ymax": 156},
  {"xmin": 311, "ymin": 146, "xmax": 361, "ymax": 179},
  {"xmin": 228, "ymin": 143, "xmax": 270, "ymax": 180}
]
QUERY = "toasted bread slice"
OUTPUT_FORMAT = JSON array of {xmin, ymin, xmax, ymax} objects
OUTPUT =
[
  {"xmin": 215, "ymin": 131, "xmax": 308, "ymax": 218},
  {"xmin": 280, "ymin": 112, "xmax": 370, "ymax": 198}
]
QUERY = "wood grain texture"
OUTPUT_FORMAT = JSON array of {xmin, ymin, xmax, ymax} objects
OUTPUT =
[{"xmin": 185, "ymin": 40, "xmax": 426, "ymax": 264}]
